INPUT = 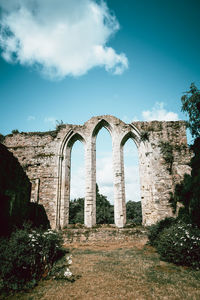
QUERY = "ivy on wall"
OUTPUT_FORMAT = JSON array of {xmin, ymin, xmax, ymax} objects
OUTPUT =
[{"xmin": 159, "ymin": 141, "xmax": 174, "ymax": 174}]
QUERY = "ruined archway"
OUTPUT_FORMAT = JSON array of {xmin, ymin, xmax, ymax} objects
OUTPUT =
[
  {"xmin": 3, "ymin": 115, "xmax": 191, "ymax": 229},
  {"xmin": 95, "ymin": 126, "xmax": 114, "ymax": 224},
  {"xmin": 122, "ymin": 134, "xmax": 141, "ymax": 224},
  {"xmin": 69, "ymin": 139, "xmax": 85, "ymax": 224}
]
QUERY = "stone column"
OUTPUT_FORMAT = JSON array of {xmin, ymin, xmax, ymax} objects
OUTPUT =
[
  {"xmin": 59, "ymin": 147, "xmax": 71, "ymax": 228},
  {"xmin": 84, "ymin": 138, "xmax": 96, "ymax": 227},
  {"xmin": 112, "ymin": 138, "xmax": 126, "ymax": 227}
]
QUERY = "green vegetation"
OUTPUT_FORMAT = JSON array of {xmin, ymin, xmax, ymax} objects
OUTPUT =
[
  {"xmin": 33, "ymin": 153, "xmax": 55, "ymax": 158},
  {"xmin": 181, "ymin": 83, "xmax": 200, "ymax": 138},
  {"xmin": 69, "ymin": 184, "xmax": 142, "ymax": 225},
  {"xmin": 148, "ymin": 218, "xmax": 200, "ymax": 269},
  {"xmin": 147, "ymin": 217, "xmax": 176, "ymax": 247},
  {"xmin": 148, "ymin": 83, "xmax": 200, "ymax": 270},
  {"xmin": 11, "ymin": 129, "xmax": 19, "ymax": 134},
  {"xmin": 170, "ymin": 83, "xmax": 200, "ymax": 227},
  {"xmin": 140, "ymin": 130, "xmax": 150, "ymax": 142},
  {"xmin": 159, "ymin": 141, "xmax": 174, "ymax": 174},
  {"xmin": 10, "ymin": 240, "xmax": 200, "ymax": 299},
  {"xmin": 69, "ymin": 198, "xmax": 84, "ymax": 224},
  {"xmin": 126, "ymin": 200, "xmax": 142, "ymax": 224},
  {"xmin": 0, "ymin": 226, "xmax": 67, "ymax": 293},
  {"xmin": 55, "ymin": 119, "xmax": 66, "ymax": 131},
  {"xmin": 69, "ymin": 184, "xmax": 114, "ymax": 224},
  {"xmin": 0, "ymin": 133, "xmax": 4, "ymax": 143}
]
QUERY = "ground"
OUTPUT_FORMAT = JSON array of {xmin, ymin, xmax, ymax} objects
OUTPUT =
[{"xmin": 4, "ymin": 234, "xmax": 200, "ymax": 300}]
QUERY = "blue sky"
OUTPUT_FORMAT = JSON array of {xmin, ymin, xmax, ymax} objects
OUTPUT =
[{"xmin": 0, "ymin": 0, "xmax": 199, "ymax": 202}]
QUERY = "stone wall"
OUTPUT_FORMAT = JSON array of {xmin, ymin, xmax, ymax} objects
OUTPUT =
[
  {"xmin": 0, "ymin": 143, "xmax": 31, "ymax": 235},
  {"xmin": 3, "ymin": 115, "xmax": 191, "ymax": 229},
  {"xmin": 134, "ymin": 121, "xmax": 191, "ymax": 225}
]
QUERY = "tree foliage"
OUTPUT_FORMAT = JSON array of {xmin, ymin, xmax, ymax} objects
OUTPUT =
[
  {"xmin": 69, "ymin": 198, "xmax": 84, "ymax": 224},
  {"xmin": 69, "ymin": 185, "xmax": 142, "ymax": 225},
  {"xmin": 95, "ymin": 184, "xmax": 114, "ymax": 224},
  {"xmin": 126, "ymin": 200, "xmax": 142, "ymax": 224},
  {"xmin": 69, "ymin": 185, "xmax": 114, "ymax": 224},
  {"xmin": 181, "ymin": 83, "xmax": 200, "ymax": 138},
  {"xmin": 171, "ymin": 83, "xmax": 200, "ymax": 227}
]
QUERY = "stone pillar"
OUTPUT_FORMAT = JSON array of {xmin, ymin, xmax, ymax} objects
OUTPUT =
[
  {"xmin": 84, "ymin": 138, "xmax": 96, "ymax": 227},
  {"xmin": 112, "ymin": 138, "xmax": 126, "ymax": 227},
  {"xmin": 59, "ymin": 147, "xmax": 71, "ymax": 228}
]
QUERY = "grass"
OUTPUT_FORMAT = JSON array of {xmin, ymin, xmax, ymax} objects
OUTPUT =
[{"xmin": 2, "ymin": 237, "xmax": 200, "ymax": 299}]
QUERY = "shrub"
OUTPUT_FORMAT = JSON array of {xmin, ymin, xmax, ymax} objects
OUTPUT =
[
  {"xmin": 156, "ymin": 221, "xmax": 200, "ymax": 269},
  {"xmin": 126, "ymin": 201, "xmax": 142, "ymax": 225},
  {"xmin": 0, "ymin": 133, "xmax": 4, "ymax": 143},
  {"xmin": 0, "ymin": 226, "xmax": 65, "ymax": 291},
  {"xmin": 11, "ymin": 129, "xmax": 19, "ymax": 134},
  {"xmin": 140, "ymin": 131, "xmax": 149, "ymax": 142},
  {"xmin": 159, "ymin": 141, "xmax": 174, "ymax": 174},
  {"xmin": 147, "ymin": 217, "xmax": 176, "ymax": 246}
]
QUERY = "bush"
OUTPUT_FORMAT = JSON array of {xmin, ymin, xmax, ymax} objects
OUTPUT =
[
  {"xmin": 147, "ymin": 217, "xmax": 176, "ymax": 246},
  {"xmin": 156, "ymin": 221, "xmax": 200, "ymax": 269},
  {"xmin": 126, "ymin": 201, "xmax": 142, "ymax": 225},
  {"xmin": 0, "ymin": 226, "xmax": 65, "ymax": 291},
  {"xmin": 11, "ymin": 129, "xmax": 19, "ymax": 134}
]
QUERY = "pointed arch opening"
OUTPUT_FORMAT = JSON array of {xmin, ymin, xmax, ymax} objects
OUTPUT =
[
  {"xmin": 121, "ymin": 132, "xmax": 142, "ymax": 225},
  {"xmin": 92, "ymin": 119, "xmax": 112, "ymax": 137},
  {"xmin": 96, "ymin": 126, "xmax": 114, "ymax": 224},
  {"xmin": 66, "ymin": 133, "xmax": 85, "ymax": 225}
]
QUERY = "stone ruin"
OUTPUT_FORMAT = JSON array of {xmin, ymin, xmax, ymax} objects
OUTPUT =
[{"xmin": 3, "ymin": 115, "xmax": 191, "ymax": 229}]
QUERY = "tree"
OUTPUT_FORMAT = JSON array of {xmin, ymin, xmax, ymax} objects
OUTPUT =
[
  {"xmin": 69, "ymin": 185, "xmax": 114, "ymax": 225},
  {"xmin": 181, "ymin": 83, "xmax": 200, "ymax": 138},
  {"xmin": 171, "ymin": 83, "xmax": 200, "ymax": 227},
  {"xmin": 96, "ymin": 184, "xmax": 114, "ymax": 224},
  {"xmin": 126, "ymin": 201, "xmax": 142, "ymax": 225},
  {"xmin": 69, "ymin": 198, "xmax": 84, "ymax": 224}
]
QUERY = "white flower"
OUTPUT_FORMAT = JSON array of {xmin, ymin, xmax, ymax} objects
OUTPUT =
[{"xmin": 64, "ymin": 268, "xmax": 72, "ymax": 278}]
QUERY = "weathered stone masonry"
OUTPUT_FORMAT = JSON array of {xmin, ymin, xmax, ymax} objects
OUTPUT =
[{"xmin": 3, "ymin": 115, "xmax": 191, "ymax": 229}]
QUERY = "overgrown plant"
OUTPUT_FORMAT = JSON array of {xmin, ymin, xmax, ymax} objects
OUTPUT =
[
  {"xmin": 147, "ymin": 217, "xmax": 176, "ymax": 247},
  {"xmin": 140, "ymin": 131, "xmax": 150, "ymax": 142},
  {"xmin": 0, "ymin": 133, "xmax": 4, "ymax": 143},
  {"xmin": 156, "ymin": 221, "xmax": 200, "ymax": 269},
  {"xmin": 181, "ymin": 83, "xmax": 200, "ymax": 138},
  {"xmin": 159, "ymin": 141, "xmax": 174, "ymax": 174},
  {"xmin": 0, "ymin": 226, "xmax": 67, "ymax": 292},
  {"xmin": 170, "ymin": 83, "xmax": 200, "ymax": 227},
  {"xmin": 55, "ymin": 120, "xmax": 66, "ymax": 131},
  {"xmin": 11, "ymin": 129, "xmax": 19, "ymax": 134}
]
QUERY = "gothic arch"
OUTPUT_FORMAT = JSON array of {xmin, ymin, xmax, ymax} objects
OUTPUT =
[
  {"xmin": 3, "ymin": 115, "xmax": 190, "ymax": 229},
  {"xmin": 56, "ymin": 131, "xmax": 86, "ymax": 228},
  {"xmin": 121, "ymin": 131, "xmax": 138, "ymax": 148},
  {"xmin": 92, "ymin": 119, "xmax": 113, "ymax": 138},
  {"xmin": 54, "ymin": 115, "xmax": 188, "ymax": 229},
  {"xmin": 67, "ymin": 132, "xmax": 85, "ymax": 148}
]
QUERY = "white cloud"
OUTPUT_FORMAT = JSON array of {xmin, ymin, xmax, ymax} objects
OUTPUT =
[
  {"xmin": 142, "ymin": 102, "xmax": 179, "ymax": 121},
  {"xmin": 71, "ymin": 166, "xmax": 85, "ymax": 200},
  {"xmin": 0, "ymin": 0, "xmax": 128, "ymax": 79},
  {"xmin": 44, "ymin": 117, "xmax": 56, "ymax": 126},
  {"xmin": 27, "ymin": 115, "xmax": 35, "ymax": 121}
]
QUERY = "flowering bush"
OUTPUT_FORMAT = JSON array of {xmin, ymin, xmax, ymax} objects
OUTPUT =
[
  {"xmin": 156, "ymin": 221, "xmax": 200, "ymax": 269},
  {"xmin": 0, "ymin": 226, "xmax": 67, "ymax": 291},
  {"xmin": 147, "ymin": 217, "xmax": 176, "ymax": 246},
  {"xmin": 49, "ymin": 254, "xmax": 75, "ymax": 281}
]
